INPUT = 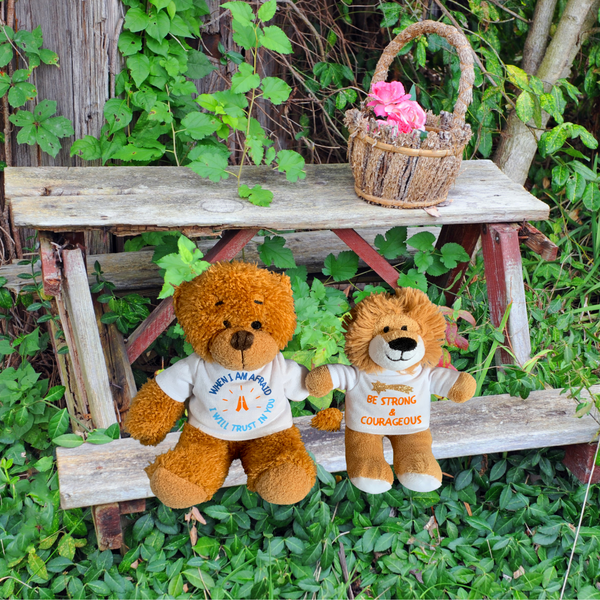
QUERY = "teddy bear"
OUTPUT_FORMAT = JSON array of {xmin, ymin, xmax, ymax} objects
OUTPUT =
[
  {"xmin": 307, "ymin": 287, "xmax": 476, "ymax": 494},
  {"xmin": 124, "ymin": 261, "xmax": 316, "ymax": 509}
]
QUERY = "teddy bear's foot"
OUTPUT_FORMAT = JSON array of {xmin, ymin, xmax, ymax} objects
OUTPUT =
[
  {"xmin": 350, "ymin": 476, "xmax": 392, "ymax": 494},
  {"xmin": 398, "ymin": 472, "xmax": 441, "ymax": 492},
  {"xmin": 149, "ymin": 467, "xmax": 209, "ymax": 509},
  {"xmin": 255, "ymin": 462, "xmax": 314, "ymax": 505}
]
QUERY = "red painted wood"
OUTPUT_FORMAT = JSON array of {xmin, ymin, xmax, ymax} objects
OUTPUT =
[
  {"xmin": 428, "ymin": 223, "xmax": 481, "ymax": 302},
  {"xmin": 481, "ymin": 223, "xmax": 531, "ymax": 365},
  {"xmin": 563, "ymin": 443, "xmax": 600, "ymax": 484},
  {"xmin": 125, "ymin": 229, "xmax": 259, "ymax": 364},
  {"xmin": 39, "ymin": 232, "xmax": 62, "ymax": 296},
  {"xmin": 332, "ymin": 229, "xmax": 399, "ymax": 289}
]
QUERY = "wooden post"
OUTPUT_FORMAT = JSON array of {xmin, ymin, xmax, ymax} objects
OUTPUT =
[
  {"xmin": 125, "ymin": 229, "xmax": 259, "ymax": 363},
  {"xmin": 332, "ymin": 229, "xmax": 399, "ymax": 289},
  {"xmin": 562, "ymin": 443, "xmax": 600, "ymax": 484},
  {"xmin": 62, "ymin": 248, "xmax": 117, "ymax": 428},
  {"xmin": 481, "ymin": 223, "xmax": 531, "ymax": 366}
]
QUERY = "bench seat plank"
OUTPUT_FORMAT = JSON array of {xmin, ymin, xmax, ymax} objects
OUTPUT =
[
  {"xmin": 6, "ymin": 162, "xmax": 549, "ymax": 232},
  {"xmin": 56, "ymin": 386, "xmax": 599, "ymax": 509}
]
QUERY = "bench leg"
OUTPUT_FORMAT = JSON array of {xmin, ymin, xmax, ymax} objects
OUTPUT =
[
  {"xmin": 427, "ymin": 224, "xmax": 481, "ymax": 303},
  {"xmin": 481, "ymin": 224, "xmax": 531, "ymax": 366},
  {"xmin": 125, "ymin": 229, "xmax": 259, "ymax": 364},
  {"xmin": 92, "ymin": 500, "xmax": 147, "ymax": 551},
  {"xmin": 562, "ymin": 443, "xmax": 600, "ymax": 484}
]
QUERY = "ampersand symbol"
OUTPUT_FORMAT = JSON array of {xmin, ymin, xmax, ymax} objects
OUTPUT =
[{"xmin": 389, "ymin": 409, "xmax": 395, "ymax": 416}]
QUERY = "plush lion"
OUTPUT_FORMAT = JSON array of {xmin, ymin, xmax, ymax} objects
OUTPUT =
[
  {"xmin": 307, "ymin": 287, "xmax": 476, "ymax": 494},
  {"xmin": 125, "ymin": 261, "xmax": 316, "ymax": 509}
]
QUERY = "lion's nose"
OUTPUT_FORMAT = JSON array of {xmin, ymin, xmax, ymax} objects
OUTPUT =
[
  {"xmin": 388, "ymin": 337, "xmax": 417, "ymax": 352},
  {"xmin": 230, "ymin": 330, "xmax": 254, "ymax": 351}
]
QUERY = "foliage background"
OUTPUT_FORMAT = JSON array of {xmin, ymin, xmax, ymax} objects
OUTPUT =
[{"xmin": 1, "ymin": 0, "xmax": 600, "ymax": 598}]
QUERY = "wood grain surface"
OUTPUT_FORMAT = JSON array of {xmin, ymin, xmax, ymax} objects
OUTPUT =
[
  {"xmin": 6, "ymin": 162, "xmax": 549, "ymax": 231},
  {"xmin": 57, "ymin": 385, "xmax": 600, "ymax": 509}
]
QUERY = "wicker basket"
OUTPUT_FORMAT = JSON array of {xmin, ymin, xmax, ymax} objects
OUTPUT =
[{"xmin": 347, "ymin": 20, "xmax": 475, "ymax": 209}]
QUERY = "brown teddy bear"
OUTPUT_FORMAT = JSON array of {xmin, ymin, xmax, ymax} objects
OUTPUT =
[
  {"xmin": 125, "ymin": 261, "xmax": 316, "ymax": 509},
  {"xmin": 307, "ymin": 287, "xmax": 476, "ymax": 494}
]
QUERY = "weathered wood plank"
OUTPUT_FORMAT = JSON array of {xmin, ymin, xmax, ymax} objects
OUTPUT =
[
  {"xmin": 6, "ymin": 162, "xmax": 550, "ymax": 232},
  {"xmin": 0, "ymin": 227, "xmax": 439, "ymax": 294},
  {"xmin": 56, "ymin": 386, "xmax": 600, "ymax": 509}
]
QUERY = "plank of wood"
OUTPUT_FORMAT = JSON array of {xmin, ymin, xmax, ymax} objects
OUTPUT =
[
  {"xmin": 61, "ymin": 249, "xmax": 118, "ymax": 429},
  {"xmin": 6, "ymin": 162, "xmax": 550, "ymax": 231},
  {"xmin": 519, "ymin": 223, "xmax": 559, "ymax": 261},
  {"xmin": 56, "ymin": 385, "xmax": 600, "ymax": 509},
  {"xmin": 1, "ymin": 227, "xmax": 440, "ymax": 294},
  {"xmin": 482, "ymin": 224, "xmax": 532, "ymax": 366}
]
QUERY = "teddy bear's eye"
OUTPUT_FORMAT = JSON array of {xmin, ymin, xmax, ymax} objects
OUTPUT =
[
  {"xmin": 383, "ymin": 326, "xmax": 390, "ymax": 333},
  {"xmin": 215, "ymin": 300, "xmax": 224, "ymax": 306},
  {"xmin": 401, "ymin": 325, "xmax": 408, "ymax": 331},
  {"xmin": 251, "ymin": 321, "xmax": 262, "ymax": 330},
  {"xmin": 254, "ymin": 300, "xmax": 263, "ymax": 305},
  {"xmin": 223, "ymin": 320, "xmax": 231, "ymax": 328}
]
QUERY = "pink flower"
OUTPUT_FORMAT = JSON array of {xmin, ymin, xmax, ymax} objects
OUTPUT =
[
  {"xmin": 367, "ymin": 81, "xmax": 411, "ymax": 118},
  {"xmin": 387, "ymin": 100, "xmax": 427, "ymax": 133}
]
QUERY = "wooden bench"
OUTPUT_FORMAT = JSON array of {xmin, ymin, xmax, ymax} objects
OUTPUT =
[{"xmin": 8, "ymin": 159, "xmax": 591, "ymax": 552}]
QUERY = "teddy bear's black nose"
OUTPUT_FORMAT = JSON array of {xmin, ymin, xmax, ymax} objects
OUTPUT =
[
  {"xmin": 388, "ymin": 337, "xmax": 417, "ymax": 352},
  {"xmin": 230, "ymin": 330, "xmax": 254, "ymax": 351}
]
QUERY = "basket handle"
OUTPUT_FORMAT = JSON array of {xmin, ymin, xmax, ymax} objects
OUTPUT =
[{"xmin": 371, "ymin": 20, "xmax": 474, "ymax": 122}]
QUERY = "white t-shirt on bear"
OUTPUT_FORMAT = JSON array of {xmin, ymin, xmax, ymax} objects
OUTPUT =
[
  {"xmin": 328, "ymin": 364, "xmax": 460, "ymax": 435},
  {"xmin": 155, "ymin": 352, "xmax": 309, "ymax": 441}
]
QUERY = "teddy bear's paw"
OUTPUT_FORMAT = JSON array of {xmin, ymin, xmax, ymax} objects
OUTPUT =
[
  {"xmin": 255, "ymin": 463, "xmax": 315, "ymax": 505},
  {"xmin": 149, "ymin": 466, "xmax": 210, "ymax": 509},
  {"xmin": 350, "ymin": 476, "xmax": 392, "ymax": 494},
  {"xmin": 398, "ymin": 472, "xmax": 442, "ymax": 493},
  {"xmin": 311, "ymin": 408, "xmax": 343, "ymax": 431}
]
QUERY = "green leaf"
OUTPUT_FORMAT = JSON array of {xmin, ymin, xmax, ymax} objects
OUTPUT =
[
  {"xmin": 506, "ymin": 65, "xmax": 529, "ymax": 91},
  {"xmin": 36, "ymin": 126, "xmax": 62, "ymax": 158},
  {"xmin": 40, "ymin": 48, "xmax": 59, "ymax": 65},
  {"xmin": 133, "ymin": 514, "xmax": 155, "ymax": 541},
  {"xmin": 104, "ymin": 99, "xmax": 133, "ymax": 135},
  {"xmin": 0, "ymin": 43, "xmax": 13, "ymax": 67},
  {"xmin": 112, "ymin": 144, "xmax": 161, "ymax": 162},
  {"xmin": 183, "ymin": 568, "xmax": 215, "ymax": 590},
  {"xmin": 258, "ymin": 0, "xmax": 277, "ymax": 22},
  {"xmin": 375, "ymin": 226, "xmax": 407, "ymax": 259},
  {"xmin": 8, "ymin": 81, "xmax": 37, "ymax": 108},
  {"xmin": 0, "ymin": 73, "xmax": 11, "ymax": 96},
  {"xmin": 322, "ymin": 251, "xmax": 358, "ymax": 281},
  {"xmin": 52, "ymin": 433, "xmax": 84, "ymax": 448},
  {"xmin": 48, "ymin": 409, "xmax": 70, "ymax": 438},
  {"xmin": 582, "ymin": 183, "xmax": 600, "ymax": 211},
  {"xmin": 276, "ymin": 149, "xmax": 305, "ymax": 182},
  {"xmin": 260, "ymin": 25, "xmax": 293, "ymax": 53},
  {"xmin": 185, "ymin": 49, "xmax": 217, "ymax": 79},
  {"xmin": 9, "ymin": 109, "xmax": 34, "ymax": 127},
  {"xmin": 539, "ymin": 124, "xmax": 568, "ymax": 155},
  {"xmin": 440, "ymin": 243, "xmax": 470, "ymax": 269},
  {"xmin": 414, "ymin": 250, "xmax": 433, "ymax": 273},
  {"xmin": 231, "ymin": 62, "xmax": 260, "ymax": 94},
  {"xmin": 539, "ymin": 92, "xmax": 560, "ymax": 120},
  {"xmin": 150, "ymin": 0, "xmax": 172, "ymax": 8},
  {"xmin": 70, "ymin": 135, "xmax": 102, "ymax": 160},
  {"xmin": 571, "ymin": 124, "xmax": 598, "ymax": 149},
  {"xmin": 258, "ymin": 235, "xmax": 296, "ymax": 268},
  {"xmin": 86, "ymin": 430, "xmax": 115, "ymax": 445},
  {"xmin": 570, "ymin": 160, "xmax": 598, "ymax": 181},
  {"xmin": 379, "ymin": 2, "xmax": 402, "ymax": 27},
  {"xmin": 182, "ymin": 112, "xmax": 222, "ymax": 140},
  {"xmin": 146, "ymin": 7, "xmax": 171, "ymax": 39},
  {"xmin": 260, "ymin": 76, "xmax": 291, "ymax": 105},
  {"xmin": 127, "ymin": 53, "xmax": 150, "ymax": 87},
  {"xmin": 28, "ymin": 552, "xmax": 49, "ymax": 581},
  {"xmin": 408, "ymin": 231, "xmax": 436, "ymax": 251},
  {"xmin": 188, "ymin": 151, "xmax": 230, "ymax": 182},
  {"xmin": 238, "ymin": 184, "xmax": 273, "ymax": 207},
  {"xmin": 118, "ymin": 31, "xmax": 142, "ymax": 56},
  {"xmin": 233, "ymin": 23, "xmax": 261, "ymax": 50},
  {"xmin": 551, "ymin": 163, "xmax": 569, "ymax": 188},
  {"xmin": 397, "ymin": 268, "xmax": 427, "ymax": 292},
  {"xmin": 285, "ymin": 537, "xmax": 306, "ymax": 554},
  {"xmin": 124, "ymin": 7, "xmax": 150, "ymax": 32},
  {"xmin": 222, "ymin": 1, "xmax": 255, "ymax": 27},
  {"xmin": 515, "ymin": 91, "xmax": 534, "ymax": 123}
]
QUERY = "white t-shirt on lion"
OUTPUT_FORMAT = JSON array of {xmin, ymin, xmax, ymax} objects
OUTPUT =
[
  {"xmin": 155, "ymin": 353, "xmax": 309, "ymax": 441},
  {"xmin": 328, "ymin": 363, "xmax": 460, "ymax": 435}
]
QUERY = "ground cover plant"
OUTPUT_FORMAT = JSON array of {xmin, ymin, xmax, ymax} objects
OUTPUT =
[{"xmin": 2, "ymin": 0, "xmax": 600, "ymax": 597}]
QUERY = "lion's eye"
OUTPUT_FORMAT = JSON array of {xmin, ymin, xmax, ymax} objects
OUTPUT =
[
  {"xmin": 401, "ymin": 325, "xmax": 408, "ymax": 331},
  {"xmin": 223, "ymin": 320, "xmax": 231, "ymax": 328},
  {"xmin": 215, "ymin": 300, "xmax": 224, "ymax": 306},
  {"xmin": 383, "ymin": 326, "xmax": 390, "ymax": 333}
]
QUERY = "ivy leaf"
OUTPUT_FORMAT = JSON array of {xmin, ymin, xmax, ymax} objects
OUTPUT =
[
  {"xmin": 414, "ymin": 250, "xmax": 433, "ymax": 273},
  {"xmin": 440, "ymin": 243, "xmax": 470, "ymax": 269},
  {"xmin": 185, "ymin": 49, "xmax": 217, "ymax": 79},
  {"xmin": 0, "ymin": 42, "xmax": 13, "ymax": 67},
  {"xmin": 8, "ymin": 72, "xmax": 37, "ymax": 108},
  {"xmin": 407, "ymin": 231, "xmax": 436, "ymax": 251},
  {"xmin": 181, "ymin": 112, "xmax": 220, "ymax": 140},
  {"xmin": 188, "ymin": 151, "xmax": 230, "ymax": 182},
  {"xmin": 0, "ymin": 72, "xmax": 11, "ymax": 96},
  {"xmin": 260, "ymin": 77, "xmax": 291, "ymax": 105},
  {"xmin": 118, "ymin": 32, "xmax": 142, "ymax": 56},
  {"xmin": 258, "ymin": 236, "xmax": 296, "ymax": 268},
  {"xmin": 374, "ymin": 226, "xmax": 407, "ymax": 259},
  {"xmin": 231, "ymin": 62, "xmax": 260, "ymax": 94},
  {"xmin": 238, "ymin": 184, "xmax": 273, "ymax": 207},
  {"xmin": 258, "ymin": 0, "xmax": 277, "ymax": 22},
  {"xmin": 276, "ymin": 149, "xmax": 305, "ymax": 182},
  {"xmin": 150, "ymin": 0, "xmax": 171, "ymax": 9},
  {"xmin": 260, "ymin": 25, "xmax": 293, "ymax": 54},
  {"xmin": 322, "ymin": 251, "xmax": 358, "ymax": 281},
  {"xmin": 397, "ymin": 268, "xmax": 428, "ymax": 292},
  {"xmin": 104, "ymin": 98, "xmax": 133, "ymax": 135},
  {"xmin": 112, "ymin": 144, "xmax": 162, "ymax": 162},
  {"xmin": 222, "ymin": 2, "xmax": 255, "ymax": 28},
  {"xmin": 127, "ymin": 53, "xmax": 150, "ymax": 87},
  {"xmin": 515, "ymin": 91, "xmax": 534, "ymax": 123},
  {"xmin": 146, "ymin": 7, "xmax": 171, "ymax": 40},
  {"xmin": 124, "ymin": 7, "xmax": 150, "ymax": 32}
]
